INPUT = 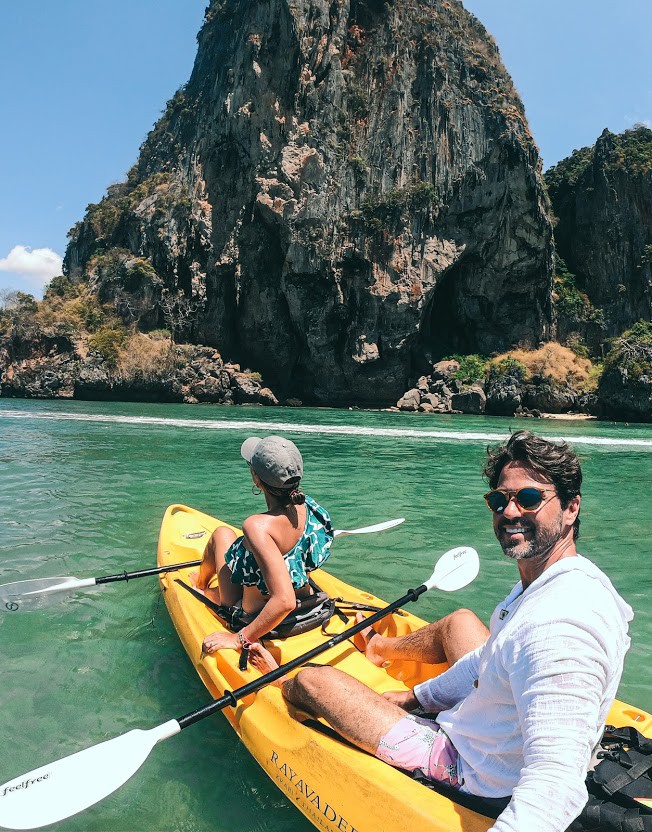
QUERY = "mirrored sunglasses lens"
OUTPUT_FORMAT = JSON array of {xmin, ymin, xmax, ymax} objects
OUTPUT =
[
  {"xmin": 486, "ymin": 491, "xmax": 508, "ymax": 512},
  {"xmin": 517, "ymin": 488, "xmax": 544, "ymax": 509}
]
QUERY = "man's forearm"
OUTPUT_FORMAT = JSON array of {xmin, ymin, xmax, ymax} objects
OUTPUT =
[{"xmin": 414, "ymin": 645, "xmax": 482, "ymax": 712}]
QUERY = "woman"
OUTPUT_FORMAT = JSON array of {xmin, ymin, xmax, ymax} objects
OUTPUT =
[{"xmin": 193, "ymin": 435, "xmax": 333, "ymax": 654}]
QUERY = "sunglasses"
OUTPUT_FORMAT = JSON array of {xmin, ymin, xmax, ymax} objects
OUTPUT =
[{"xmin": 484, "ymin": 487, "xmax": 554, "ymax": 513}]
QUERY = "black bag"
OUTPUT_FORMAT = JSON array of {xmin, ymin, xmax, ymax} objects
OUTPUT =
[
  {"xmin": 411, "ymin": 724, "xmax": 652, "ymax": 831},
  {"xmin": 569, "ymin": 726, "xmax": 652, "ymax": 831}
]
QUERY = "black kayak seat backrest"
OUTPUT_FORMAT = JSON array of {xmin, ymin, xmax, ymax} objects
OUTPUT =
[
  {"xmin": 233, "ymin": 590, "xmax": 334, "ymax": 638},
  {"xmin": 174, "ymin": 579, "xmax": 334, "ymax": 638}
]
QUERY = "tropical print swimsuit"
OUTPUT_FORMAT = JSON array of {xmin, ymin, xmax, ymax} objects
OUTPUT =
[{"xmin": 224, "ymin": 496, "xmax": 334, "ymax": 596}]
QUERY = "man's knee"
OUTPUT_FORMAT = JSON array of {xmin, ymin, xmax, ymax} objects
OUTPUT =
[
  {"xmin": 445, "ymin": 608, "xmax": 484, "ymax": 630},
  {"xmin": 289, "ymin": 666, "xmax": 344, "ymax": 710},
  {"xmin": 439, "ymin": 608, "xmax": 488, "ymax": 664},
  {"xmin": 294, "ymin": 665, "xmax": 338, "ymax": 695}
]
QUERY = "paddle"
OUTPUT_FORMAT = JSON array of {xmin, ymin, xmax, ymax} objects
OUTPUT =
[
  {"xmin": 333, "ymin": 518, "xmax": 405, "ymax": 538},
  {"xmin": 0, "ymin": 518, "xmax": 405, "ymax": 612},
  {"xmin": 0, "ymin": 545, "xmax": 478, "ymax": 830}
]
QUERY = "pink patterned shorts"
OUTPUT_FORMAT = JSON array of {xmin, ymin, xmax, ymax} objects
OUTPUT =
[{"xmin": 375, "ymin": 714, "xmax": 461, "ymax": 787}]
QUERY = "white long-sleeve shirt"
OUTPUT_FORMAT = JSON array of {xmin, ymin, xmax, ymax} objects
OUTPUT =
[{"xmin": 414, "ymin": 555, "xmax": 633, "ymax": 832}]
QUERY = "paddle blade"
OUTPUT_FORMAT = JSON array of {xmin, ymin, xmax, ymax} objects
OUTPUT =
[
  {"xmin": 0, "ymin": 577, "xmax": 96, "ymax": 612},
  {"xmin": 334, "ymin": 518, "xmax": 405, "ymax": 538},
  {"xmin": 0, "ymin": 721, "xmax": 180, "ymax": 829},
  {"xmin": 426, "ymin": 546, "xmax": 480, "ymax": 592}
]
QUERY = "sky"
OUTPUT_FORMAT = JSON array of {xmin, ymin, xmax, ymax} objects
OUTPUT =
[{"xmin": 0, "ymin": 0, "xmax": 650, "ymax": 298}]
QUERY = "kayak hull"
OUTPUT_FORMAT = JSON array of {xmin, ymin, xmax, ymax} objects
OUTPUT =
[{"xmin": 157, "ymin": 504, "xmax": 652, "ymax": 832}]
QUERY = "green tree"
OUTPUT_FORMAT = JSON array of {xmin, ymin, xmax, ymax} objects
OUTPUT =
[{"xmin": 443, "ymin": 354, "xmax": 488, "ymax": 383}]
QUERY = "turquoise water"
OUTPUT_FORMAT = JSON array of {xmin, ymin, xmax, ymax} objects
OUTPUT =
[{"xmin": 0, "ymin": 399, "xmax": 650, "ymax": 832}]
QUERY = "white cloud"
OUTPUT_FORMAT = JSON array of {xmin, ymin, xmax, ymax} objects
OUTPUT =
[{"xmin": 0, "ymin": 245, "xmax": 63, "ymax": 295}]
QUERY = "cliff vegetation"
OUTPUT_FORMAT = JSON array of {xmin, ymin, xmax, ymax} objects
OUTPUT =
[{"xmin": 0, "ymin": 280, "xmax": 278, "ymax": 405}]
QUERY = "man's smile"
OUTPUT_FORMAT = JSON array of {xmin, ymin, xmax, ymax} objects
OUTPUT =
[{"xmin": 500, "ymin": 524, "xmax": 532, "ymax": 536}]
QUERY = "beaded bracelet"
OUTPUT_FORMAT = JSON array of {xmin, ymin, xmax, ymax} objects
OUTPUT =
[{"xmin": 238, "ymin": 630, "xmax": 252, "ymax": 649}]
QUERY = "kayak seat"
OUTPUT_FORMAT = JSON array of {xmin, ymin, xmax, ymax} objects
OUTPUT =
[
  {"xmin": 410, "ymin": 774, "xmax": 509, "ymax": 820},
  {"xmin": 175, "ymin": 579, "xmax": 335, "ymax": 639},
  {"xmin": 233, "ymin": 590, "xmax": 335, "ymax": 638}
]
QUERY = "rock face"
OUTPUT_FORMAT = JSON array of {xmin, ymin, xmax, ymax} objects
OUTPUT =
[
  {"xmin": 451, "ymin": 384, "xmax": 485, "ymax": 414},
  {"xmin": 546, "ymin": 126, "xmax": 652, "ymax": 340},
  {"xmin": 0, "ymin": 337, "xmax": 278, "ymax": 406},
  {"xmin": 395, "ymin": 358, "xmax": 589, "ymax": 417},
  {"xmin": 63, "ymin": 0, "xmax": 553, "ymax": 406},
  {"xmin": 596, "ymin": 324, "xmax": 652, "ymax": 421},
  {"xmin": 522, "ymin": 380, "xmax": 576, "ymax": 414},
  {"xmin": 598, "ymin": 366, "xmax": 652, "ymax": 422},
  {"xmin": 484, "ymin": 368, "xmax": 523, "ymax": 416}
]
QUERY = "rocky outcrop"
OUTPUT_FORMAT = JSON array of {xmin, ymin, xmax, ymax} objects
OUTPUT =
[
  {"xmin": 484, "ymin": 368, "xmax": 523, "ymax": 416},
  {"xmin": 451, "ymin": 385, "xmax": 485, "ymax": 414},
  {"xmin": 62, "ymin": 0, "xmax": 553, "ymax": 406},
  {"xmin": 0, "ymin": 339, "xmax": 279, "ymax": 406},
  {"xmin": 396, "ymin": 359, "xmax": 458, "ymax": 412},
  {"xmin": 394, "ymin": 358, "xmax": 588, "ymax": 417},
  {"xmin": 522, "ymin": 378, "xmax": 577, "ymax": 414},
  {"xmin": 598, "ymin": 366, "xmax": 652, "ymax": 422},
  {"xmin": 596, "ymin": 323, "xmax": 652, "ymax": 421},
  {"xmin": 546, "ymin": 126, "xmax": 652, "ymax": 341}
]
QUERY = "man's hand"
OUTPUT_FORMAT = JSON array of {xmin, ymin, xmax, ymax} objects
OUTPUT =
[{"xmin": 383, "ymin": 689, "xmax": 420, "ymax": 711}]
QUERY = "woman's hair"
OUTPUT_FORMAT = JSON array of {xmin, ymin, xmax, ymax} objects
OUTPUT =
[
  {"xmin": 483, "ymin": 430, "xmax": 582, "ymax": 540},
  {"xmin": 263, "ymin": 477, "xmax": 306, "ymax": 506}
]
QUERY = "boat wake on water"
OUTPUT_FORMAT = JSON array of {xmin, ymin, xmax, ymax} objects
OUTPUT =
[{"xmin": 1, "ymin": 409, "xmax": 652, "ymax": 449}]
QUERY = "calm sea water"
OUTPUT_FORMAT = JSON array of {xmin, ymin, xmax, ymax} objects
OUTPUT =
[{"xmin": 1, "ymin": 399, "xmax": 650, "ymax": 832}]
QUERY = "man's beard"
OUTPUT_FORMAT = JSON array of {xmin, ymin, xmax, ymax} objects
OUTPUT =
[{"xmin": 499, "ymin": 515, "xmax": 563, "ymax": 561}]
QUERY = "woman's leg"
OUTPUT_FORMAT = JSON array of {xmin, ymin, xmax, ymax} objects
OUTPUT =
[{"xmin": 192, "ymin": 526, "xmax": 241, "ymax": 605}]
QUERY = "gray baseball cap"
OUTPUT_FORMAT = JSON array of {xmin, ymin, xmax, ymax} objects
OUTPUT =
[{"xmin": 240, "ymin": 435, "xmax": 303, "ymax": 489}]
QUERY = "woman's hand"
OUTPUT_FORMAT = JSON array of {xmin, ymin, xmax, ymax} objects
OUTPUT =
[{"xmin": 202, "ymin": 631, "xmax": 241, "ymax": 654}]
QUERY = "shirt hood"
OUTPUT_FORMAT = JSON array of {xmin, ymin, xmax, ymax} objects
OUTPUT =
[{"xmin": 522, "ymin": 554, "xmax": 634, "ymax": 626}]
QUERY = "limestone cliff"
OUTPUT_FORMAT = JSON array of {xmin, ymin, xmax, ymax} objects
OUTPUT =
[
  {"xmin": 64, "ymin": 0, "xmax": 553, "ymax": 405},
  {"xmin": 546, "ymin": 126, "xmax": 652, "ymax": 343}
]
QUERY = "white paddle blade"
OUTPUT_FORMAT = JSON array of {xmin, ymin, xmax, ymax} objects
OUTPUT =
[
  {"xmin": 0, "ymin": 720, "xmax": 180, "ymax": 830},
  {"xmin": 334, "ymin": 518, "xmax": 405, "ymax": 538},
  {"xmin": 426, "ymin": 546, "xmax": 480, "ymax": 592},
  {"xmin": 0, "ymin": 577, "xmax": 96, "ymax": 612}
]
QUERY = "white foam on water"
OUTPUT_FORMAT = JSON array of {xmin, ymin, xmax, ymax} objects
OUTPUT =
[{"xmin": 2, "ymin": 408, "xmax": 652, "ymax": 449}]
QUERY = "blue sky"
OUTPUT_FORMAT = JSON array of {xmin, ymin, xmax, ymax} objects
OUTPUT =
[{"xmin": 1, "ymin": 0, "xmax": 650, "ymax": 297}]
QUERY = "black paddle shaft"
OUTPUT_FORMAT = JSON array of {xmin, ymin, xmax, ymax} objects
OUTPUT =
[
  {"xmin": 95, "ymin": 560, "xmax": 202, "ymax": 585},
  {"xmin": 176, "ymin": 583, "xmax": 427, "ymax": 730}
]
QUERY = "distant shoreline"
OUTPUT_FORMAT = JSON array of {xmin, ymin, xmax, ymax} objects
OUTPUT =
[
  {"xmin": 540, "ymin": 413, "xmax": 597, "ymax": 421},
  {"xmin": 2, "ymin": 396, "xmax": 649, "ymax": 425}
]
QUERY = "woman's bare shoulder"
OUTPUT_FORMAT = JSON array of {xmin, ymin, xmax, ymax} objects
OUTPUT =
[{"xmin": 242, "ymin": 513, "xmax": 272, "ymax": 535}]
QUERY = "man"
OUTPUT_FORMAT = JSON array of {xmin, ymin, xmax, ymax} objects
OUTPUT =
[{"xmin": 249, "ymin": 431, "xmax": 633, "ymax": 832}]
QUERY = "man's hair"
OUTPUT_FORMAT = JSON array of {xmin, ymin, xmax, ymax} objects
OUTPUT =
[{"xmin": 483, "ymin": 430, "xmax": 582, "ymax": 540}]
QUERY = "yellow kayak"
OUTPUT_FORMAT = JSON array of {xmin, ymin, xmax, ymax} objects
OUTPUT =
[{"xmin": 157, "ymin": 504, "xmax": 652, "ymax": 832}]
